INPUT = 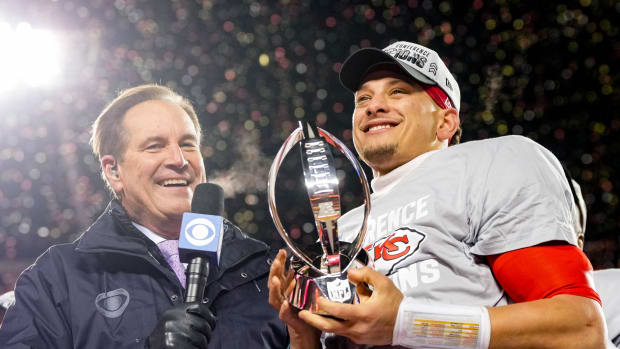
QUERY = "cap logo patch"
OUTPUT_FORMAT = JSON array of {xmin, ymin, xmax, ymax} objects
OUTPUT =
[
  {"xmin": 445, "ymin": 78, "xmax": 453, "ymax": 91},
  {"xmin": 428, "ymin": 62, "xmax": 438, "ymax": 76}
]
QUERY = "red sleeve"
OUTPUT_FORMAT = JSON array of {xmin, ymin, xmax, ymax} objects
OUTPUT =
[{"xmin": 486, "ymin": 244, "xmax": 601, "ymax": 305}]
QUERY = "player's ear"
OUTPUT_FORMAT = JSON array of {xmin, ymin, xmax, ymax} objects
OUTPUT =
[
  {"xmin": 436, "ymin": 108, "xmax": 459, "ymax": 142},
  {"xmin": 102, "ymin": 155, "xmax": 123, "ymax": 194}
]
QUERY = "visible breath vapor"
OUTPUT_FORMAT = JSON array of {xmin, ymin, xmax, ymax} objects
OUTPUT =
[{"xmin": 208, "ymin": 130, "xmax": 273, "ymax": 198}]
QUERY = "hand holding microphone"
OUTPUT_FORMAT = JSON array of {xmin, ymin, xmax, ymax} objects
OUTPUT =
[
  {"xmin": 147, "ymin": 184, "xmax": 224, "ymax": 349},
  {"xmin": 146, "ymin": 302, "xmax": 215, "ymax": 349}
]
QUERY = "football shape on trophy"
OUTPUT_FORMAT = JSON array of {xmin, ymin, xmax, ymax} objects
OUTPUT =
[{"xmin": 267, "ymin": 120, "xmax": 371, "ymax": 315}]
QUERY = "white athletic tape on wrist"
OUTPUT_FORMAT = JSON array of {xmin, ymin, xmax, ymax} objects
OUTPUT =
[{"xmin": 392, "ymin": 298, "xmax": 491, "ymax": 349}]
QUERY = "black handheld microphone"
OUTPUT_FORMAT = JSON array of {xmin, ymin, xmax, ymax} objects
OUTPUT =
[{"xmin": 179, "ymin": 183, "xmax": 225, "ymax": 303}]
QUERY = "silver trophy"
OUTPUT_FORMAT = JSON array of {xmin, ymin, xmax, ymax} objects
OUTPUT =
[{"xmin": 267, "ymin": 120, "xmax": 371, "ymax": 315}]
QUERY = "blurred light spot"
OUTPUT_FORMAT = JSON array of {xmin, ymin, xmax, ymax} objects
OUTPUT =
[
  {"xmin": 0, "ymin": 22, "xmax": 62, "ymax": 91},
  {"xmin": 206, "ymin": 102, "xmax": 218, "ymax": 114},
  {"xmin": 37, "ymin": 226, "xmax": 50, "ymax": 238},
  {"xmin": 513, "ymin": 19, "xmax": 524, "ymax": 30},
  {"xmin": 593, "ymin": 122, "xmax": 606, "ymax": 134},
  {"xmin": 439, "ymin": 2, "xmax": 451, "ymax": 13},
  {"xmin": 290, "ymin": 227, "xmax": 301, "ymax": 239},
  {"xmin": 244, "ymin": 194, "xmax": 258, "ymax": 205},
  {"xmin": 302, "ymin": 222, "xmax": 314, "ymax": 233},
  {"xmin": 294, "ymin": 107, "xmax": 305, "ymax": 119},
  {"xmin": 18, "ymin": 222, "xmax": 30, "ymax": 234},
  {"xmin": 502, "ymin": 65, "xmax": 514, "ymax": 76},
  {"xmin": 244, "ymin": 120, "xmax": 255, "ymax": 130},
  {"xmin": 246, "ymin": 223, "xmax": 258, "ymax": 234},
  {"xmin": 316, "ymin": 112, "xmax": 327, "ymax": 126},
  {"xmin": 202, "ymin": 146, "xmax": 213, "ymax": 158},
  {"xmin": 223, "ymin": 21, "xmax": 234, "ymax": 32},
  {"xmin": 225, "ymin": 69, "xmax": 236, "ymax": 80},
  {"xmin": 20, "ymin": 179, "xmax": 32, "ymax": 191},
  {"xmin": 188, "ymin": 65, "xmax": 199, "ymax": 76},
  {"xmin": 259, "ymin": 116, "xmax": 270, "ymax": 127},
  {"xmin": 332, "ymin": 103, "xmax": 344, "ymax": 113},
  {"xmin": 512, "ymin": 125, "xmax": 523, "ymax": 135},
  {"xmin": 495, "ymin": 50, "xmax": 506, "ymax": 60},
  {"xmin": 214, "ymin": 91, "xmax": 227, "ymax": 103},
  {"xmin": 523, "ymin": 110, "xmax": 535, "ymax": 121},
  {"xmin": 216, "ymin": 140, "xmax": 227, "ymax": 151},
  {"xmin": 485, "ymin": 19, "xmax": 496, "ymax": 30},
  {"xmin": 375, "ymin": 22, "xmax": 386, "ymax": 34},
  {"xmin": 270, "ymin": 14, "xmax": 281, "ymax": 25},
  {"xmin": 50, "ymin": 228, "xmax": 61, "ymax": 239},
  {"xmin": 342, "ymin": 129, "xmax": 352, "ymax": 141},
  {"xmin": 295, "ymin": 82, "xmax": 306, "ymax": 92},
  {"xmin": 568, "ymin": 41, "xmax": 579, "ymax": 52},
  {"xmin": 296, "ymin": 63, "xmax": 307, "ymax": 74},
  {"xmin": 275, "ymin": 47, "xmax": 285, "ymax": 58},
  {"xmin": 29, "ymin": 168, "xmax": 41, "ymax": 180},
  {"xmin": 481, "ymin": 110, "xmax": 494, "ymax": 124},
  {"xmin": 258, "ymin": 54, "xmax": 269, "ymax": 66},
  {"xmin": 314, "ymin": 39, "xmax": 325, "ymax": 50}
]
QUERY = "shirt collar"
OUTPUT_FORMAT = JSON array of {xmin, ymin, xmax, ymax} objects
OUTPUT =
[
  {"xmin": 132, "ymin": 222, "xmax": 168, "ymax": 245},
  {"xmin": 370, "ymin": 149, "xmax": 440, "ymax": 196}
]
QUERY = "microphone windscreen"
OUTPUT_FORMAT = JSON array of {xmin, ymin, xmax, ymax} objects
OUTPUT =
[{"xmin": 191, "ymin": 183, "xmax": 224, "ymax": 216}]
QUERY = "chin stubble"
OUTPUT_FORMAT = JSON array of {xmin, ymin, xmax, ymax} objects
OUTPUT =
[{"xmin": 361, "ymin": 142, "xmax": 398, "ymax": 164}]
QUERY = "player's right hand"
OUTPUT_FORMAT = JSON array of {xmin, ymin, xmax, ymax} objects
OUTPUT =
[{"xmin": 268, "ymin": 249, "xmax": 321, "ymax": 349}]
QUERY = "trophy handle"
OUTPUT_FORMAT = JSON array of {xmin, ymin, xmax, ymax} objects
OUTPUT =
[{"xmin": 267, "ymin": 123, "xmax": 372, "ymax": 276}]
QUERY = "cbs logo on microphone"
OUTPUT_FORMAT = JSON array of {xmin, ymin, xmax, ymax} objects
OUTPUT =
[
  {"xmin": 184, "ymin": 217, "xmax": 218, "ymax": 246},
  {"xmin": 179, "ymin": 213, "xmax": 223, "ymax": 261}
]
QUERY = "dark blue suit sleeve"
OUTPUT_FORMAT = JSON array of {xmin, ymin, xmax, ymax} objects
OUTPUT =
[{"xmin": 0, "ymin": 252, "xmax": 73, "ymax": 348}]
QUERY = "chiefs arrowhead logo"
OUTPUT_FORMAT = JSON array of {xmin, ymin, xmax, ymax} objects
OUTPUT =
[{"xmin": 365, "ymin": 227, "xmax": 425, "ymax": 276}]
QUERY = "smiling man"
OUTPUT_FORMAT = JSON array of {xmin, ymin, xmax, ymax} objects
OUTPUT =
[
  {"xmin": 268, "ymin": 42, "xmax": 607, "ymax": 349},
  {"xmin": 0, "ymin": 84, "xmax": 286, "ymax": 348},
  {"xmin": 99, "ymin": 97, "xmax": 206, "ymax": 240}
]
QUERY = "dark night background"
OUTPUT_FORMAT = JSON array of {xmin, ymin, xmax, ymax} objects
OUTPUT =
[{"xmin": 0, "ymin": 0, "xmax": 618, "ymax": 322}]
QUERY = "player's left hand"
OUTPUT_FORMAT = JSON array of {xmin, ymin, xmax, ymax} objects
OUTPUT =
[{"xmin": 298, "ymin": 266, "xmax": 403, "ymax": 346}]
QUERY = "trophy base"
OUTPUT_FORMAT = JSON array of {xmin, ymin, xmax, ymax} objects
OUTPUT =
[
  {"xmin": 287, "ymin": 246, "xmax": 370, "ymax": 316},
  {"xmin": 288, "ymin": 272, "xmax": 359, "ymax": 316}
]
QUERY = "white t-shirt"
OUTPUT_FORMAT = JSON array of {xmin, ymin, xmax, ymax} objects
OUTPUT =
[{"xmin": 339, "ymin": 135, "xmax": 577, "ymax": 307}]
